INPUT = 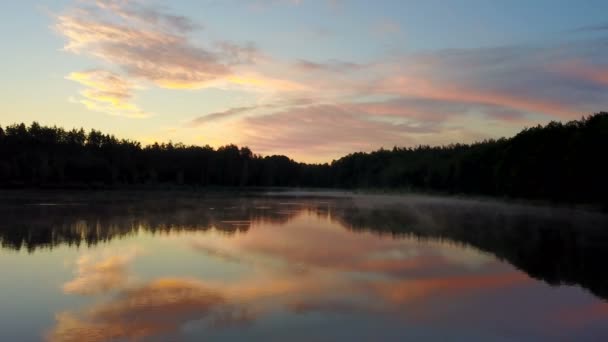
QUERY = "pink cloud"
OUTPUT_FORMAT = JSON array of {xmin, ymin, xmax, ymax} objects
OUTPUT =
[
  {"xmin": 552, "ymin": 60, "xmax": 608, "ymax": 86},
  {"xmin": 376, "ymin": 75, "xmax": 581, "ymax": 119},
  {"xmin": 55, "ymin": 1, "xmax": 256, "ymax": 90},
  {"xmin": 237, "ymin": 105, "xmax": 419, "ymax": 161}
]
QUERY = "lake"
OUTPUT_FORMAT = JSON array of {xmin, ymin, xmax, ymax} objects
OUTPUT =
[{"xmin": 1, "ymin": 191, "xmax": 607, "ymax": 341}]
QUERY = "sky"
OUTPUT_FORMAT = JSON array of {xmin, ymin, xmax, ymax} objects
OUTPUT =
[{"xmin": 0, "ymin": 0, "xmax": 607, "ymax": 163}]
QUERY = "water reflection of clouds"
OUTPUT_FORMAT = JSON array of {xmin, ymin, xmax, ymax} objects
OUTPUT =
[
  {"xmin": 40, "ymin": 196, "xmax": 608, "ymax": 340},
  {"xmin": 63, "ymin": 247, "xmax": 141, "ymax": 296},
  {"xmin": 195, "ymin": 214, "xmax": 500, "ymax": 278},
  {"xmin": 50, "ymin": 278, "xmax": 253, "ymax": 342},
  {"xmin": 52, "ymin": 211, "xmax": 532, "ymax": 341},
  {"xmin": 174, "ymin": 213, "xmax": 534, "ymax": 321},
  {"xmin": 50, "ymin": 268, "xmax": 534, "ymax": 341},
  {"xmin": 556, "ymin": 302, "xmax": 608, "ymax": 330},
  {"xmin": 189, "ymin": 241, "xmax": 248, "ymax": 264}
]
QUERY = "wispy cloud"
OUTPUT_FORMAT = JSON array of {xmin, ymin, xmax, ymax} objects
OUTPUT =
[
  {"xmin": 237, "ymin": 104, "xmax": 448, "ymax": 161},
  {"xmin": 375, "ymin": 74, "xmax": 579, "ymax": 119},
  {"xmin": 373, "ymin": 18, "xmax": 401, "ymax": 37},
  {"xmin": 293, "ymin": 59, "xmax": 366, "ymax": 73},
  {"xmin": 55, "ymin": 0, "xmax": 309, "ymax": 99},
  {"xmin": 55, "ymin": 1, "xmax": 235, "ymax": 90},
  {"xmin": 571, "ymin": 23, "xmax": 608, "ymax": 33},
  {"xmin": 551, "ymin": 60, "xmax": 608, "ymax": 86},
  {"xmin": 67, "ymin": 70, "xmax": 149, "ymax": 118},
  {"xmin": 369, "ymin": 43, "xmax": 608, "ymax": 119},
  {"xmin": 189, "ymin": 105, "xmax": 259, "ymax": 125},
  {"xmin": 55, "ymin": 0, "xmax": 311, "ymax": 120},
  {"xmin": 94, "ymin": 0, "xmax": 201, "ymax": 33},
  {"xmin": 187, "ymin": 98, "xmax": 313, "ymax": 126},
  {"xmin": 246, "ymin": 0, "xmax": 304, "ymax": 11}
]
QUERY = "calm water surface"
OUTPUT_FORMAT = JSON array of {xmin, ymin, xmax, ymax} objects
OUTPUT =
[{"xmin": 1, "ymin": 191, "xmax": 608, "ymax": 341}]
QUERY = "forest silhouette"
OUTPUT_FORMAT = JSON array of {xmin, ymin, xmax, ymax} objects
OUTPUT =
[{"xmin": 0, "ymin": 112, "xmax": 607, "ymax": 205}]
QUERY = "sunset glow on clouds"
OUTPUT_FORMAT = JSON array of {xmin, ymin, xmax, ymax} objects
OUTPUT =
[
  {"xmin": 66, "ymin": 70, "xmax": 150, "ymax": 118},
  {"xmin": 1, "ymin": 0, "xmax": 608, "ymax": 161}
]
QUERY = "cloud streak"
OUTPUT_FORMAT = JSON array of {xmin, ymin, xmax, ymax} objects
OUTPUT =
[
  {"xmin": 552, "ymin": 60, "xmax": 608, "ymax": 86},
  {"xmin": 94, "ymin": 0, "xmax": 201, "ymax": 33},
  {"xmin": 55, "ymin": 0, "xmax": 263, "ymax": 91},
  {"xmin": 187, "ymin": 98, "xmax": 314, "ymax": 126},
  {"xmin": 571, "ymin": 23, "xmax": 608, "ymax": 33},
  {"xmin": 294, "ymin": 59, "xmax": 367, "ymax": 73},
  {"xmin": 190, "ymin": 105, "xmax": 259, "ymax": 125},
  {"xmin": 67, "ymin": 70, "xmax": 149, "ymax": 118},
  {"xmin": 56, "ymin": 11, "xmax": 228, "ymax": 89}
]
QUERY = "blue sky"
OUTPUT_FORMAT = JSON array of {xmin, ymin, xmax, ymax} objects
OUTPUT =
[{"xmin": 0, "ymin": 0, "xmax": 607, "ymax": 162}]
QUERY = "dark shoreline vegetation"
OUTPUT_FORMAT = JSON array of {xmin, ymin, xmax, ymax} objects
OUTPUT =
[{"xmin": 1, "ymin": 112, "xmax": 607, "ymax": 205}]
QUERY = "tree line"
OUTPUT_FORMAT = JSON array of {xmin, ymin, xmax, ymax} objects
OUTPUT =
[{"xmin": 0, "ymin": 112, "xmax": 606, "ymax": 204}]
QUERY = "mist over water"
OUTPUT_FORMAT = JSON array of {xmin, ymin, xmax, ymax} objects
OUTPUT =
[{"xmin": 1, "ymin": 191, "xmax": 607, "ymax": 341}]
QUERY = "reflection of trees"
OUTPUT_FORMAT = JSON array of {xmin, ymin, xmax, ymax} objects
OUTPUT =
[
  {"xmin": 2, "ymin": 195, "xmax": 608, "ymax": 301},
  {"xmin": 331, "ymin": 201, "xmax": 608, "ymax": 301},
  {"xmin": 0, "ymin": 197, "xmax": 298, "ymax": 252}
]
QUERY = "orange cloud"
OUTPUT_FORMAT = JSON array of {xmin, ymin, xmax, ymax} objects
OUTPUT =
[
  {"xmin": 56, "ymin": 0, "xmax": 307, "ymax": 124},
  {"xmin": 55, "ymin": 2, "xmax": 267, "ymax": 92},
  {"xmin": 236, "ymin": 105, "xmax": 418, "ymax": 161},
  {"xmin": 235, "ymin": 103, "xmax": 497, "ymax": 162},
  {"xmin": 55, "ymin": 2, "xmax": 233, "ymax": 89},
  {"xmin": 67, "ymin": 70, "xmax": 149, "ymax": 118}
]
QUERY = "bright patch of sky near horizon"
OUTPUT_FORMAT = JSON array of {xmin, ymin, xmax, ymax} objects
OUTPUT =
[{"xmin": 0, "ymin": 0, "xmax": 607, "ymax": 162}]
